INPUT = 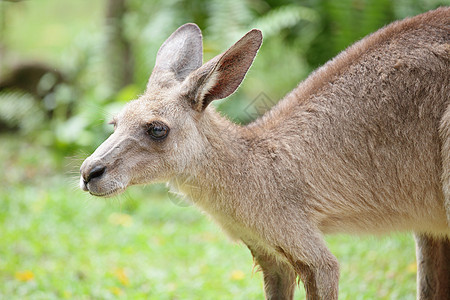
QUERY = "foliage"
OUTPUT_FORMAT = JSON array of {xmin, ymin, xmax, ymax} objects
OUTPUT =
[{"xmin": 0, "ymin": 90, "xmax": 44, "ymax": 133}]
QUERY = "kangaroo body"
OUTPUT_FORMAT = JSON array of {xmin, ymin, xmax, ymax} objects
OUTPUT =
[{"xmin": 81, "ymin": 7, "xmax": 450, "ymax": 299}]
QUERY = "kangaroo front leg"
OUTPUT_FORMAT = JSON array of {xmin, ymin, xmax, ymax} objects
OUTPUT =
[
  {"xmin": 274, "ymin": 230, "xmax": 340, "ymax": 300},
  {"xmin": 415, "ymin": 233, "xmax": 450, "ymax": 300},
  {"xmin": 247, "ymin": 245, "xmax": 297, "ymax": 300}
]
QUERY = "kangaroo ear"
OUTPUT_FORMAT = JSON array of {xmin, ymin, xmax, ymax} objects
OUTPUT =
[
  {"xmin": 148, "ymin": 23, "xmax": 203, "ymax": 88},
  {"xmin": 185, "ymin": 29, "xmax": 262, "ymax": 111}
]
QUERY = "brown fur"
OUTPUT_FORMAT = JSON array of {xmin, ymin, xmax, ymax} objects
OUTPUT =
[
  {"xmin": 415, "ymin": 234, "xmax": 450, "ymax": 299},
  {"xmin": 80, "ymin": 8, "xmax": 450, "ymax": 299}
]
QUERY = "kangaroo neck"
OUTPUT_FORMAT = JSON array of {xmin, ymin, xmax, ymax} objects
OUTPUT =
[{"xmin": 173, "ymin": 108, "xmax": 257, "ymax": 204}]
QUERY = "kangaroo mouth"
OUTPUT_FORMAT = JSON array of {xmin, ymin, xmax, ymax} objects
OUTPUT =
[
  {"xmin": 88, "ymin": 188, "xmax": 123, "ymax": 198},
  {"xmin": 80, "ymin": 176, "xmax": 126, "ymax": 198}
]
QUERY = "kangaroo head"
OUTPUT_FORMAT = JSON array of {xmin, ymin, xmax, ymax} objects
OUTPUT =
[{"xmin": 80, "ymin": 24, "xmax": 262, "ymax": 197}]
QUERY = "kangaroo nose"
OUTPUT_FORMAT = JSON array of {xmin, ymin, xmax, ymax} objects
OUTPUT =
[{"xmin": 83, "ymin": 165, "xmax": 106, "ymax": 184}]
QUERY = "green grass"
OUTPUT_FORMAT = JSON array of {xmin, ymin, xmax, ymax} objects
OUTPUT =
[{"xmin": 0, "ymin": 136, "xmax": 418, "ymax": 299}]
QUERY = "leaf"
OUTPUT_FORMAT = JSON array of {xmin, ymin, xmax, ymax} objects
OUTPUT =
[{"xmin": 252, "ymin": 5, "xmax": 319, "ymax": 39}]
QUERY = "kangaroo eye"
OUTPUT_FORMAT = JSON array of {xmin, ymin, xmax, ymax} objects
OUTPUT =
[{"xmin": 147, "ymin": 121, "xmax": 169, "ymax": 140}]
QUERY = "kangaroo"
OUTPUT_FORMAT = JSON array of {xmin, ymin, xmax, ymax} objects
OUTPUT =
[{"xmin": 80, "ymin": 7, "xmax": 450, "ymax": 299}]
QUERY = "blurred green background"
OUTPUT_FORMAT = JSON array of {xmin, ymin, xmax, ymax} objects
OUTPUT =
[{"xmin": 0, "ymin": 0, "xmax": 448, "ymax": 299}]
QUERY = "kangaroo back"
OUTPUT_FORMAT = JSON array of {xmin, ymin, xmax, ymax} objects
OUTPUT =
[{"xmin": 251, "ymin": 6, "xmax": 450, "ymax": 234}]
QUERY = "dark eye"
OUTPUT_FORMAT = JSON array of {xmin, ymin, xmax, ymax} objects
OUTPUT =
[{"xmin": 146, "ymin": 121, "xmax": 169, "ymax": 140}]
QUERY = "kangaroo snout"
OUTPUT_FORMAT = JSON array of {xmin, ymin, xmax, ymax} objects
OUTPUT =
[
  {"xmin": 79, "ymin": 139, "xmax": 127, "ymax": 197},
  {"xmin": 81, "ymin": 164, "xmax": 106, "ymax": 185},
  {"xmin": 79, "ymin": 157, "xmax": 123, "ymax": 197},
  {"xmin": 79, "ymin": 158, "xmax": 107, "ymax": 193}
]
